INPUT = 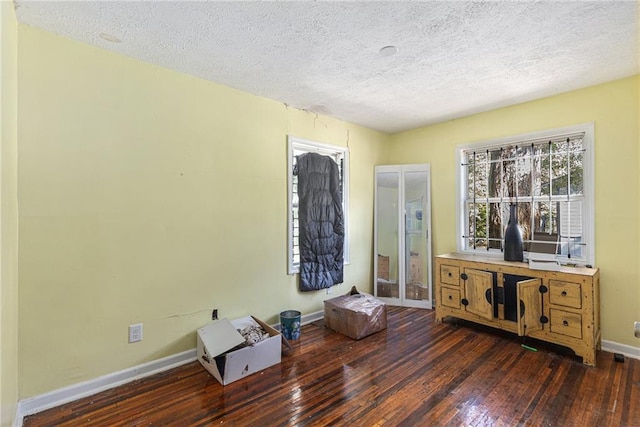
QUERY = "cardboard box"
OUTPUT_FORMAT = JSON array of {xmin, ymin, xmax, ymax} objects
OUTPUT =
[
  {"xmin": 197, "ymin": 316, "xmax": 281, "ymax": 385},
  {"xmin": 408, "ymin": 253, "xmax": 423, "ymax": 283},
  {"xmin": 377, "ymin": 254, "xmax": 390, "ymax": 281},
  {"xmin": 376, "ymin": 279, "xmax": 398, "ymax": 298},
  {"xmin": 324, "ymin": 292, "xmax": 387, "ymax": 340}
]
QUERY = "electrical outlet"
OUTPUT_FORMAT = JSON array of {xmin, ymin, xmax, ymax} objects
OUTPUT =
[
  {"xmin": 129, "ymin": 323, "xmax": 143, "ymax": 343},
  {"xmin": 212, "ymin": 309, "xmax": 218, "ymax": 320},
  {"xmin": 635, "ymin": 321, "xmax": 640, "ymax": 338}
]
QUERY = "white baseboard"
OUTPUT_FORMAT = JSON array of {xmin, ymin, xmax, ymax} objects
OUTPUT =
[
  {"xmin": 14, "ymin": 348, "xmax": 197, "ymax": 426},
  {"xmin": 13, "ymin": 312, "xmax": 327, "ymax": 426},
  {"xmin": 274, "ymin": 310, "xmax": 324, "ymax": 330},
  {"xmin": 601, "ymin": 340, "xmax": 640, "ymax": 360},
  {"xmin": 302, "ymin": 310, "xmax": 324, "ymax": 325}
]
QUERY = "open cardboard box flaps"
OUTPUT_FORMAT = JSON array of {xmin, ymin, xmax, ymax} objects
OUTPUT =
[{"xmin": 197, "ymin": 316, "xmax": 281, "ymax": 385}]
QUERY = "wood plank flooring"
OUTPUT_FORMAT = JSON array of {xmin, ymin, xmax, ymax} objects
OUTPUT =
[{"xmin": 24, "ymin": 307, "xmax": 640, "ymax": 426}]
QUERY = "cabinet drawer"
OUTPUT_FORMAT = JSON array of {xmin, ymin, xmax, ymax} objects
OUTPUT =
[
  {"xmin": 441, "ymin": 287, "xmax": 460, "ymax": 309},
  {"xmin": 549, "ymin": 280, "xmax": 582, "ymax": 309},
  {"xmin": 550, "ymin": 309, "xmax": 582, "ymax": 339},
  {"xmin": 440, "ymin": 265, "xmax": 460, "ymax": 286}
]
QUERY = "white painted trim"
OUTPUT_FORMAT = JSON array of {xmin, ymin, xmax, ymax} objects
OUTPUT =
[
  {"xmin": 14, "ymin": 349, "xmax": 197, "ymax": 426},
  {"xmin": 601, "ymin": 340, "xmax": 640, "ymax": 361},
  {"xmin": 287, "ymin": 135, "xmax": 350, "ymax": 275},
  {"xmin": 274, "ymin": 309, "xmax": 324, "ymax": 330},
  {"xmin": 373, "ymin": 164, "xmax": 433, "ymax": 309},
  {"xmin": 301, "ymin": 310, "xmax": 324, "ymax": 326},
  {"xmin": 455, "ymin": 122, "xmax": 595, "ymax": 266}
]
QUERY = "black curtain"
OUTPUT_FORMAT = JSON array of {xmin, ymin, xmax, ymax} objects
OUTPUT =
[{"xmin": 294, "ymin": 152, "xmax": 344, "ymax": 291}]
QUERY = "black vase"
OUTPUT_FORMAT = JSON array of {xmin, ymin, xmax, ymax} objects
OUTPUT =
[{"xmin": 504, "ymin": 204, "xmax": 523, "ymax": 262}]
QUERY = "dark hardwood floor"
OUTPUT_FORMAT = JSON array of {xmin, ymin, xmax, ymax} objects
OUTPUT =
[{"xmin": 24, "ymin": 307, "xmax": 640, "ymax": 426}]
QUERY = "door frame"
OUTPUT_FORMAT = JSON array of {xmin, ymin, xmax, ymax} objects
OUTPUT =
[{"xmin": 374, "ymin": 164, "xmax": 432, "ymax": 309}]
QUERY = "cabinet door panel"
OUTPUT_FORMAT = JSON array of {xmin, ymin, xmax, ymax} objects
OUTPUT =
[
  {"xmin": 463, "ymin": 269, "xmax": 493, "ymax": 320},
  {"xmin": 517, "ymin": 278, "xmax": 543, "ymax": 336}
]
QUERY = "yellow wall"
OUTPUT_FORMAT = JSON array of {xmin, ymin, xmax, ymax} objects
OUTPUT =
[
  {"xmin": 17, "ymin": 26, "xmax": 387, "ymax": 398},
  {"xmin": 388, "ymin": 75, "xmax": 640, "ymax": 348},
  {"xmin": 1, "ymin": 0, "xmax": 20, "ymax": 425}
]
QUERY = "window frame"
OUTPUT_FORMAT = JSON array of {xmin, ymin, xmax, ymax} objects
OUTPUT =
[
  {"xmin": 287, "ymin": 135, "xmax": 350, "ymax": 275},
  {"xmin": 455, "ymin": 123, "xmax": 595, "ymax": 265}
]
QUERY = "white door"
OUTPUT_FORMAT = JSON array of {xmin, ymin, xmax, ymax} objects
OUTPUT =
[{"xmin": 374, "ymin": 164, "xmax": 432, "ymax": 309}]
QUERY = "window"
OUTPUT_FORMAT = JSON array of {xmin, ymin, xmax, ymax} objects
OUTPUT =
[
  {"xmin": 287, "ymin": 136, "xmax": 349, "ymax": 274},
  {"xmin": 457, "ymin": 124, "xmax": 594, "ymax": 265}
]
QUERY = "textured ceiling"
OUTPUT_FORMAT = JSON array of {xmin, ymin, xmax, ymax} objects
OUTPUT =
[{"xmin": 14, "ymin": 1, "xmax": 640, "ymax": 134}]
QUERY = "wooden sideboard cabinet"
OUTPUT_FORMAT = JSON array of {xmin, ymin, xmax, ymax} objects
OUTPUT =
[{"xmin": 435, "ymin": 253, "xmax": 600, "ymax": 366}]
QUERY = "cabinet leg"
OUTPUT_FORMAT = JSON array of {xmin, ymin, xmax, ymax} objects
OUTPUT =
[{"xmin": 582, "ymin": 352, "xmax": 596, "ymax": 367}]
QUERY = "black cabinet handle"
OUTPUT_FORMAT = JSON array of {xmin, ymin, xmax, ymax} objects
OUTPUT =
[
  {"xmin": 563, "ymin": 320, "xmax": 569, "ymax": 326},
  {"xmin": 461, "ymin": 298, "xmax": 469, "ymax": 306},
  {"xmin": 461, "ymin": 273, "xmax": 468, "ymax": 280},
  {"xmin": 448, "ymin": 272, "xmax": 452, "ymax": 277},
  {"xmin": 448, "ymin": 295, "xmax": 452, "ymax": 300},
  {"xmin": 561, "ymin": 291, "xmax": 567, "ymax": 296}
]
